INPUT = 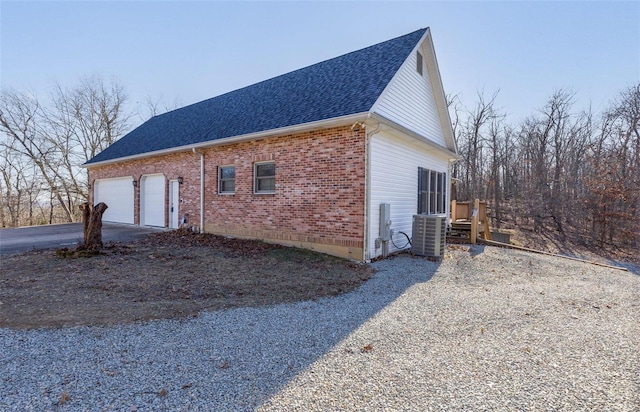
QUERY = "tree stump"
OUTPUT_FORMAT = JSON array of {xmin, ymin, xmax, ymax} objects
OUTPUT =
[
  {"xmin": 79, "ymin": 202, "xmax": 91, "ymax": 241},
  {"xmin": 78, "ymin": 202, "xmax": 108, "ymax": 250}
]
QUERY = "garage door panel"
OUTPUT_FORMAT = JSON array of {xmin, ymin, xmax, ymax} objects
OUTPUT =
[
  {"xmin": 94, "ymin": 177, "xmax": 134, "ymax": 224},
  {"xmin": 141, "ymin": 174, "xmax": 165, "ymax": 227}
]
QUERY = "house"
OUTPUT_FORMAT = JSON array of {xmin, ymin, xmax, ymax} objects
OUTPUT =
[{"xmin": 83, "ymin": 28, "xmax": 459, "ymax": 262}]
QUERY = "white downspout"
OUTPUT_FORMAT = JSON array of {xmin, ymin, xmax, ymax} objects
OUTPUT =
[
  {"xmin": 363, "ymin": 118, "xmax": 382, "ymax": 262},
  {"xmin": 193, "ymin": 148, "xmax": 204, "ymax": 233}
]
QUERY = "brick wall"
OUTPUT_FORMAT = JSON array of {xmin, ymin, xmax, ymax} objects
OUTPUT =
[{"xmin": 89, "ymin": 125, "xmax": 366, "ymax": 260}]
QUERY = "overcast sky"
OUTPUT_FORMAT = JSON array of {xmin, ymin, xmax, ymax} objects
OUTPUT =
[{"xmin": 2, "ymin": 1, "xmax": 638, "ymax": 127}]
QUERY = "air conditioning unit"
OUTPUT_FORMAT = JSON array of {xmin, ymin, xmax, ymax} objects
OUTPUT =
[{"xmin": 412, "ymin": 214, "xmax": 447, "ymax": 260}]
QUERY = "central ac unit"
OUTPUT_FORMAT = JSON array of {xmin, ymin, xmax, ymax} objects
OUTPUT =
[{"xmin": 411, "ymin": 214, "xmax": 447, "ymax": 260}]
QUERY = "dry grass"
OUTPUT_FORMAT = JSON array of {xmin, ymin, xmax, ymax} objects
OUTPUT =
[{"xmin": 0, "ymin": 230, "xmax": 373, "ymax": 329}]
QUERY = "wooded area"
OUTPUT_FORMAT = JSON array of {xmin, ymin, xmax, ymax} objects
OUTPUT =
[
  {"xmin": 450, "ymin": 84, "xmax": 640, "ymax": 248},
  {"xmin": 0, "ymin": 76, "xmax": 128, "ymax": 226},
  {"xmin": 1, "ymin": 77, "xmax": 638, "ymax": 250}
]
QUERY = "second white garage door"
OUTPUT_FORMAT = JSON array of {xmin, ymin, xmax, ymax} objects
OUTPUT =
[
  {"xmin": 94, "ymin": 177, "xmax": 135, "ymax": 224},
  {"xmin": 141, "ymin": 174, "xmax": 166, "ymax": 227}
]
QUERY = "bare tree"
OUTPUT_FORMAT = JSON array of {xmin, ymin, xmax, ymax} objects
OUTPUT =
[
  {"xmin": 584, "ymin": 83, "xmax": 640, "ymax": 246},
  {"xmin": 137, "ymin": 93, "xmax": 182, "ymax": 121},
  {"xmin": 449, "ymin": 83, "xmax": 637, "ymax": 251},
  {"xmin": 0, "ymin": 76, "xmax": 130, "ymax": 226},
  {"xmin": 45, "ymin": 76, "xmax": 130, "ymax": 203},
  {"xmin": 0, "ymin": 89, "xmax": 76, "ymax": 221},
  {"xmin": 454, "ymin": 90, "xmax": 501, "ymax": 201}
]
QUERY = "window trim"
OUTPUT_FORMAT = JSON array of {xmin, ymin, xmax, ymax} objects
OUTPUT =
[
  {"xmin": 218, "ymin": 165, "xmax": 236, "ymax": 194},
  {"xmin": 254, "ymin": 161, "xmax": 276, "ymax": 194}
]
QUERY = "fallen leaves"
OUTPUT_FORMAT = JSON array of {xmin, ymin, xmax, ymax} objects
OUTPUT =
[
  {"xmin": 361, "ymin": 344, "xmax": 373, "ymax": 353},
  {"xmin": 60, "ymin": 391, "xmax": 70, "ymax": 405}
]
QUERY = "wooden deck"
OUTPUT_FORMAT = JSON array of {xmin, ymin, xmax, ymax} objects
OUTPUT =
[{"xmin": 449, "ymin": 199, "xmax": 492, "ymax": 243}]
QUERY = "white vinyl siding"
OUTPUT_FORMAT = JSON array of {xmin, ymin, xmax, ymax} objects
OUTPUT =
[
  {"xmin": 140, "ymin": 174, "xmax": 165, "ymax": 227},
  {"xmin": 368, "ymin": 130, "xmax": 450, "ymax": 260},
  {"xmin": 94, "ymin": 177, "xmax": 134, "ymax": 224},
  {"xmin": 372, "ymin": 44, "xmax": 446, "ymax": 147}
]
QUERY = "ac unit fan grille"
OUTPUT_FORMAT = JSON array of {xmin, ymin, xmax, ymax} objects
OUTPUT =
[{"xmin": 411, "ymin": 214, "xmax": 447, "ymax": 259}]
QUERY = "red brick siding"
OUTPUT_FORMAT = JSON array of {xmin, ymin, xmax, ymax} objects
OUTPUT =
[
  {"xmin": 89, "ymin": 152, "xmax": 201, "ymax": 227},
  {"xmin": 89, "ymin": 126, "xmax": 366, "ymax": 257}
]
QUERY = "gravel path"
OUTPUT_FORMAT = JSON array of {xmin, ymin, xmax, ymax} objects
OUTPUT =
[{"xmin": 1, "ymin": 245, "xmax": 638, "ymax": 411}]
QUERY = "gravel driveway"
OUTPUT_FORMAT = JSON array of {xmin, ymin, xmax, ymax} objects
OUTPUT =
[{"xmin": 1, "ymin": 245, "xmax": 638, "ymax": 411}]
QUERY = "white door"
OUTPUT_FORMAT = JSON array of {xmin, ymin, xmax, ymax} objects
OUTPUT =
[
  {"xmin": 94, "ymin": 177, "xmax": 134, "ymax": 224},
  {"xmin": 141, "ymin": 174, "xmax": 165, "ymax": 227},
  {"xmin": 169, "ymin": 180, "xmax": 180, "ymax": 229}
]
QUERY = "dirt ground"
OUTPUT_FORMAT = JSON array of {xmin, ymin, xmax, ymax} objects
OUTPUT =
[{"xmin": 0, "ymin": 230, "xmax": 373, "ymax": 329}]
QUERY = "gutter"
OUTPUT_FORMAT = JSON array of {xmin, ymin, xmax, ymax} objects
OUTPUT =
[{"xmin": 81, "ymin": 112, "xmax": 369, "ymax": 168}]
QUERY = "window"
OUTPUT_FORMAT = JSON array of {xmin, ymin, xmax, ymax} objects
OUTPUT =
[
  {"xmin": 416, "ymin": 51, "xmax": 423, "ymax": 76},
  {"xmin": 218, "ymin": 166, "xmax": 235, "ymax": 194},
  {"xmin": 418, "ymin": 167, "xmax": 447, "ymax": 214},
  {"xmin": 254, "ymin": 162, "xmax": 275, "ymax": 193}
]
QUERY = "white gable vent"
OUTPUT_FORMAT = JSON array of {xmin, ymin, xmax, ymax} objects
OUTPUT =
[
  {"xmin": 411, "ymin": 214, "xmax": 446, "ymax": 260},
  {"xmin": 416, "ymin": 51, "xmax": 423, "ymax": 75}
]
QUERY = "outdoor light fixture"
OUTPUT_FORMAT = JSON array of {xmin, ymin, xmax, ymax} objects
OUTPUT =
[
  {"xmin": 177, "ymin": 176, "xmax": 184, "ymax": 184},
  {"xmin": 132, "ymin": 180, "xmax": 138, "ymax": 188}
]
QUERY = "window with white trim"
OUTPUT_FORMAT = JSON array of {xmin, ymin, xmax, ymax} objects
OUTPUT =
[
  {"xmin": 418, "ymin": 167, "xmax": 447, "ymax": 214},
  {"xmin": 218, "ymin": 166, "xmax": 235, "ymax": 194},
  {"xmin": 254, "ymin": 162, "xmax": 275, "ymax": 193}
]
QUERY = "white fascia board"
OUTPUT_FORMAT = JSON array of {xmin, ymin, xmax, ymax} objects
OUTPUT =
[
  {"xmin": 422, "ymin": 29, "xmax": 458, "ymax": 154},
  {"xmin": 368, "ymin": 113, "xmax": 461, "ymax": 161},
  {"xmin": 82, "ymin": 112, "xmax": 369, "ymax": 168}
]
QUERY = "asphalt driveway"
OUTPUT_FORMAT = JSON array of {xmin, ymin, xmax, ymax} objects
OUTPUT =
[{"xmin": 0, "ymin": 223, "xmax": 165, "ymax": 256}]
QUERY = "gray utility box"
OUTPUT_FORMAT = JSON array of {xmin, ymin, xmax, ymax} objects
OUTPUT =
[{"xmin": 412, "ymin": 214, "xmax": 447, "ymax": 259}]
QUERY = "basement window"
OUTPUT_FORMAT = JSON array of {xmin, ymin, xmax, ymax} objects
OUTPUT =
[
  {"xmin": 416, "ymin": 51, "xmax": 424, "ymax": 76},
  {"xmin": 254, "ymin": 162, "xmax": 275, "ymax": 194},
  {"xmin": 218, "ymin": 166, "xmax": 235, "ymax": 194},
  {"xmin": 418, "ymin": 167, "xmax": 446, "ymax": 214}
]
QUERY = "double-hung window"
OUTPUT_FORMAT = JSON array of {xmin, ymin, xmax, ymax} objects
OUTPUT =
[
  {"xmin": 218, "ymin": 166, "xmax": 235, "ymax": 194},
  {"xmin": 418, "ymin": 167, "xmax": 447, "ymax": 214},
  {"xmin": 254, "ymin": 162, "xmax": 275, "ymax": 193}
]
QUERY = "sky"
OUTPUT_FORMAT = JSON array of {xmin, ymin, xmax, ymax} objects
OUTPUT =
[{"xmin": 1, "ymin": 1, "xmax": 639, "ymax": 128}]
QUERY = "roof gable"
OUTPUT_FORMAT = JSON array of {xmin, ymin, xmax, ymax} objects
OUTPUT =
[
  {"xmin": 86, "ymin": 28, "xmax": 427, "ymax": 165},
  {"xmin": 371, "ymin": 28, "xmax": 457, "ymax": 153}
]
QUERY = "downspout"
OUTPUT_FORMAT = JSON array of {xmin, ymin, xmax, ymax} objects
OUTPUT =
[
  {"xmin": 363, "ymin": 117, "xmax": 382, "ymax": 262},
  {"xmin": 192, "ymin": 148, "xmax": 204, "ymax": 233}
]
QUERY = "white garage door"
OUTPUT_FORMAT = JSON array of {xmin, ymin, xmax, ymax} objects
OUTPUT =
[
  {"xmin": 94, "ymin": 177, "xmax": 134, "ymax": 224},
  {"xmin": 141, "ymin": 174, "xmax": 165, "ymax": 227}
]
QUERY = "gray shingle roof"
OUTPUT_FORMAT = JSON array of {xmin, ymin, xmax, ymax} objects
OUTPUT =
[{"xmin": 86, "ymin": 28, "xmax": 427, "ymax": 165}]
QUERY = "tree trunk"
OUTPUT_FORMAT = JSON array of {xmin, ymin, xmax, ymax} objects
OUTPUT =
[
  {"xmin": 79, "ymin": 202, "xmax": 91, "ymax": 241},
  {"xmin": 78, "ymin": 202, "xmax": 108, "ymax": 250}
]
